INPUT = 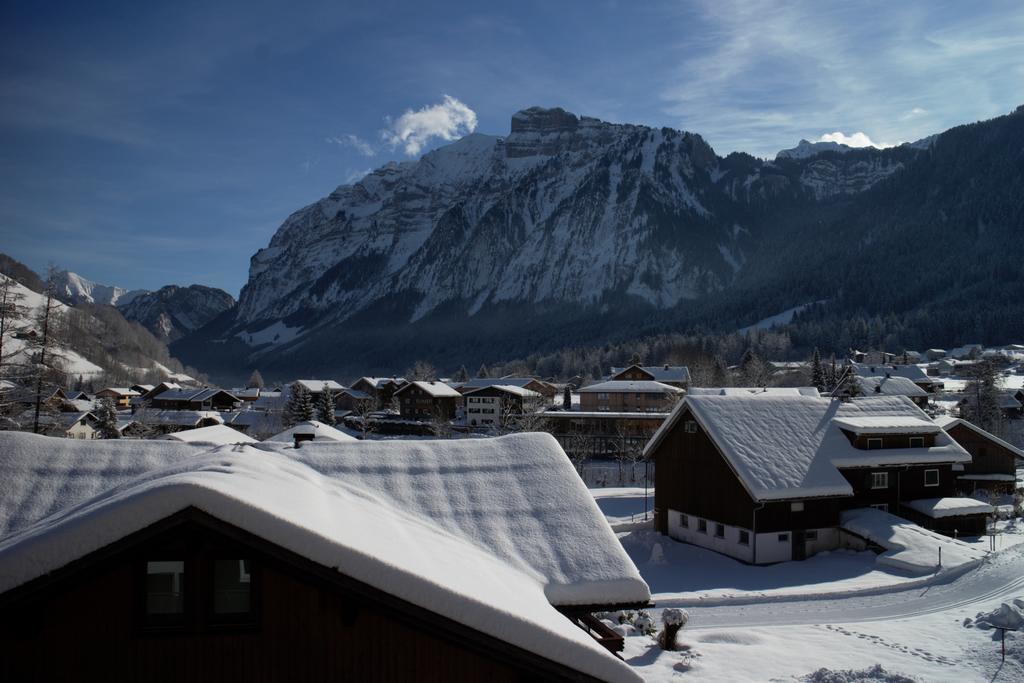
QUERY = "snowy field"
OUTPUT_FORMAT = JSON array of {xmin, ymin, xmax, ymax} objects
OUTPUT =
[{"xmin": 592, "ymin": 486, "xmax": 1024, "ymax": 681}]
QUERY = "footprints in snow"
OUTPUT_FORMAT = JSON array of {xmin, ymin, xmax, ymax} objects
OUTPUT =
[{"xmin": 821, "ymin": 625, "xmax": 955, "ymax": 665}]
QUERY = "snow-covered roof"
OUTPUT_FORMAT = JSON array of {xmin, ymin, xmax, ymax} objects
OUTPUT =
[
  {"xmin": 294, "ymin": 379, "xmax": 345, "ymax": 393},
  {"xmin": 355, "ymin": 376, "xmax": 406, "ymax": 389},
  {"xmin": 464, "ymin": 384, "xmax": 542, "ymax": 399},
  {"xmin": 97, "ymin": 387, "xmax": 140, "ymax": 397},
  {"xmin": 831, "ymin": 416, "xmax": 941, "ymax": 435},
  {"xmin": 338, "ymin": 387, "xmax": 372, "ymax": 400},
  {"xmin": 460, "ymin": 377, "xmax": 542, "ymax": 389},
  {"xmin": 646, "ymin": 395, "xmax": 970, "ymax": 501},
  {"xmin": 162, "ymin": 424, "xmax": 258, "ymax": 445},
  {"xmin": 0, "ymin": 435, "xmax": 641, "ymax": 683},
  {"xmin": 851, "ymin": 362, "xmax": 935, "ymax": 384},
  {"xmin": 688, "ymin": 387, "xmax": 820, "ymax": 397},
  {"xmin": 397, "ymin": 380, "xmax": 462, "ymax": 398},
  {"xmin": 150, "ymin": 387, "xmax": 239, "ymax": 403},
  {"xmin": 141, "ymin": 409, "xmax": 225, "ymax": 426},
  {"xmin": 578, "ymin": 380, "xmax": 683, "ymax": 394},
  {"xmin": 609, "ymin": 365, "xmax": 691, "ymax": 383},
  {"xmin": 856, "ymin": 375, "xmax": 928, "ymax": 397},
  {"xmin": 904, "ymin": 497, "xmax": 994, "ymax": 518},
  {"xmin": 265, "ymin": 420, "xmax": 358, "ymax": 443},
  {"xmin": 933, "ymin": 416, "xmax": 1024, "ymax": 460}
]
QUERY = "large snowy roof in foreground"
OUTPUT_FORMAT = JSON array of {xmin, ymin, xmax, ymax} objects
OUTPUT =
[
  {"xmin": 0, "ymin": 435, "xmax": 640, "ymax": 683},
  {"xmin": 646, "ymin": 395, "xmax": 970, "ymax": 501}
]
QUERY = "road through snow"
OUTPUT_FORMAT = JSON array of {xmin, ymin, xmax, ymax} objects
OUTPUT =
[{"xmin": 678, "ymin": 542, "xmax": 1024, "ymax": 628}]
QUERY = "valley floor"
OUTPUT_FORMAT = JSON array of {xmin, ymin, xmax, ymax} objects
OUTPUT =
[{"xmin": 591, "ymin": 486, "xmax": 1024, "ymax": 682}]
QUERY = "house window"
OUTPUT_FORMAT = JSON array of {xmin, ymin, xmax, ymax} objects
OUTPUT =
[
  {"xmin": 791, "ymin": 502, "xmax": 804, "ymax": 512},
  {"xmin": 867, "ymin": 438, "xmax": 883, "ymax": 450},
  {"xmin": 684, "ymin": 420, "xmax": 697, "ymax": 433},
  {"xmin": 597, "ymin": 393, "xmax": 609, "ymax": 400},
  {"xmin": 909, "ymin": 436, "xmax": 924, "ymax": 448},
  {"xmin": 697, "ymin": 519, "xmax": 708, "ymax": 534},
  {"xmin": 145, "ymin": 560, "xmax": 186, "ymax": 625},
  {"xmin": 871, "ymin": 472, "xmax": 889, "ymax": 489},
  {"xmin": 738, "ymin": 530, "xmax": 750, "ymax": 545},
  {"xmin": 679, "ymin": 513, "xmax": 689, "ymax": 528},
  {"xmin": 924, "ymin": 469, "xmax": 940, "ymax": 487},
  {"xmin": 211, "ymin": 559, "xmax": 253, "ymax": 620},
  {"xmin": 871, "ymin": 503, "xmax": 889, "ymax": 512},
  {"xmin": 714, "ymin": 523, "xmax": 725, "ymax": 538},
  {"xmin": 778, "ymin": 533, "xmax": 789, "ymax": 542}
]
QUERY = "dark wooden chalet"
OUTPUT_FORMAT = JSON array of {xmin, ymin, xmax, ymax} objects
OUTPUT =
[
  {"xmin": 578, "ymin": 380, "xmax": 682, "ymax": 413},
  {"xmin": 148, "ymin": 388, "xmax": 241, "ymax": 412},
  {"xmin": 0, "ymin": 432, "xmax": 648, "ymax": 683},
  {"xmin": 647, "ymin": 395, "xmax": 988, "ymax": 563},
  {"xmin": 936, "ymin": 416, "xmax": 1023, "ymax": 495},
  {"xmin": 394, "ymin": 381, "xmax": 461, "ymax": 420},
  {"xmin": 609, "ymin": 364, "xmax": 690, "ymax": 390},
  {"xmin": 350, "ymin": 377, "xmax": 407, "ymax": 406},
  {"xmin": 333, "ymin": 387, "xmax": 374, "ymax": 413},
  {"xmin": 458, "ymin": 377, "xmax": 558, "ymax": 401}
]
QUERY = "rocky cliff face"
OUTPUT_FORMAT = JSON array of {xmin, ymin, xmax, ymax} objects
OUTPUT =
[
  {"xmin": 119, "ymin": 285, "xmax": 234, "ymax": 343},
  {"xmin": 178, "ymin": 105, "xmax": 1019, "ymax": 380}
]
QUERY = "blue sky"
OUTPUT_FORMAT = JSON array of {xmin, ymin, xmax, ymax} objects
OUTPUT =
[{"xmin": 2, "ymin": 0, "xmax": 1022, "ymax": 296}]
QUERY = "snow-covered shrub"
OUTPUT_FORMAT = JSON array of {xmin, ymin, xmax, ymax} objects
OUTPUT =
[
  {"xmin": 633, "ymin": 611, "xmax": 656, "ymax": 635},
  {"xmin": 657, "ymin": 607, "xmax": 689, "ymax": 650}
]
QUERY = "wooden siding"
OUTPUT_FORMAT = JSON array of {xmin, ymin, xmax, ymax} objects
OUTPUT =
[
  {"xmin": 837, "ymin": 464, "xmax": 956, "ymax": 509},
  {"xmin": 651, "ymin": 407, "xmax": 843, "ymax": 536},
  {"xmin": 946, "ymin": 423, "xmax": 1018, "ymax": 477},
  {"xmin": 0, "ymin": 513, "xmax": 603, "ymax": 683},
  {"xmin": 396, "ymin": 386, "xmax": 458, "ymax": 420}
]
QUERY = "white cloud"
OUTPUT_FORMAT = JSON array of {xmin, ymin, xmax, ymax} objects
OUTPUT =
[
  {"xmin": 818, "ymin": 131, "xmax": 893, "ymax": 149},
  {"xmin": 326, "ymin": 133, "xmax": 376, "ymax": 156},
  {"xmin": 381, "ymin": 95, "xmax": 477, "ymax": 156}
]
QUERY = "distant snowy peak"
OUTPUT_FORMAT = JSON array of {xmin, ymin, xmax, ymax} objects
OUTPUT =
[
  {"xmin": 52, "ymin": 270, "xmax": 148, "ymax": 307},
  {"xmin": 119, "ymin": 285, "xmax": 235, "ymax": 343},
  {"xmin": 776, "ymin": 139, "xmax": 854, "ymax": 160}
]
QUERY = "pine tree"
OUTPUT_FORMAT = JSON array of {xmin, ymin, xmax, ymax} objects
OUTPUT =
[
  {"xmin": 810, "ymin": 347, "xmax": 825, "ymax": 391},
  {"xmin": 283, "ymin": 382, "xmax": 315, "ymax": 427},
  {"xmin": 476, "ymin": 363, "xmax": 489, "ymax": 379},
  {"xmin": 94, "ymin": 397, "xmax": 121, "ymax": 439},
  {"xmin": 711, "ymin": 356, "xmax": 729, "ymax": 387},
  {"xmin": 317, "ymin": 387, "xmax": 336, "ymax": 425},
  {"xmin": 562, "ymin": 384, "xmax": 572, "ymax": 410},
  {"xmin": 247, "ymin": 369, "xmax": 265, "ymax": 389},
  {"xmin": 454, "ymin": 365, "xmax": 469, "ymax": 383},
  {"xmin": 964, "ymin": 359, "xmax": 1003, "ymax": 435}
]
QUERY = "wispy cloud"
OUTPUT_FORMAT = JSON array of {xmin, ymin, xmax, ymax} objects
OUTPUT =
[
  {"xmin": 326, "ymin": 133, "xmax": 376, "ymax": 156},
  {"xmin": 818, "ymin": 131, "xmax": 893, "ymax": 149},
  {"xmin": 657, "ymin": 0, "xmax": 1024, "ymax": 157},
  {"xmin": 381, "ymin": 95, "xmax": 477, "ymax": 156}
]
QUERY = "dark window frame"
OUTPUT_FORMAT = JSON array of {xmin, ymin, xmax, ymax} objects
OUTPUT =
[
  {"xmin": 924, "ymin": 468, "xmax": 940, "ymax": 487},
  {"xmin": 697, "ymin": 518, "xmax": 708, "ymax": 534},
  {"xmin": 714, "ymin": 523, "xmax": 725, "ymax": 539},
  {"xmin": 909, "ymin": 436, "xmax": 924, "ymax": 448},
  {"xmin": 738, "ymin": 530, "xmax": 750, "ymax": 546}
]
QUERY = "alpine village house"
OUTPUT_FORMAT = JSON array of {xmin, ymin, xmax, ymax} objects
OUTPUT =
[
  {"xmin": 647, "ymin": 394, "xmax": 994, "ymax": 564},
  {"xmin": 0, "ymin": 432, "xmax": 649, "ymax": 683}
]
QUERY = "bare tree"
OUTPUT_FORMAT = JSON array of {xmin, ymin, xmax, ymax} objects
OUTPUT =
[
  {"xmin": 405, "ymin": 360, "xmax": 438, "ymax": 381},
  {"xmin": 352, "ymin": 396, "xmax": 380, "ymax": 439},
  {"xmin": 29, "ymin": 270, "xmax": 67, "ymax": 434},
  {"xmin": 429, "ymin": 404, "xmax": 453, "ymax": 438},
  {"xmin": 0, "ymin": 274, "xmax": 28, "ymax": 377}
]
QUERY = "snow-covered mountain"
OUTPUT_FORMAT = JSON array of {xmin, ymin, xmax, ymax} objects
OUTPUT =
[
  {"xmin": 119, "ymin": 285, "xmax": 235, "ymax": 343},
  {"xmin": 172, "ymin": 104, "xmax": 1024, "ymax": 380},
  {"xmin": 52, "ymin": 270, "xmax": 148, "ymax": 307},
  {"xmin": 776, "ymin": 138, "xmax": 855, "ymax": 160}
]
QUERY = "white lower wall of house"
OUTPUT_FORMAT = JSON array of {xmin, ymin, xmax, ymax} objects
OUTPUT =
[
  {"xmin": 804, "ymin": 527, "xmax": 840, "ymax": 556},
  {"xmin": 754, "ymin": 531, "xmax": 792, "ymax": 564},
  {"xmin": 667, "ymin": 509, "xmax": 754, "ymax": 563}
]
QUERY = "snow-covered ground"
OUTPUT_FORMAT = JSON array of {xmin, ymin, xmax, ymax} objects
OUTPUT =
[{"xmin": 592, "ymin": 486, "xmax": 1024, "ymax": 681}]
